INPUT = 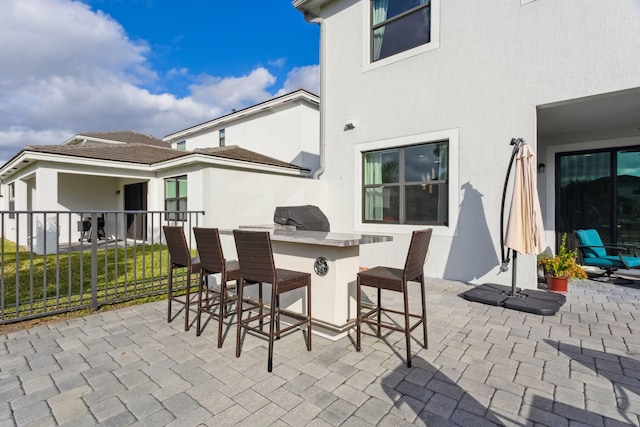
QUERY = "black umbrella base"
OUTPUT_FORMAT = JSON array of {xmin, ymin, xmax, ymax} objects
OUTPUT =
[{"xmin": 462, "ymin": 283, "xmax": 566, "ymax": 316}]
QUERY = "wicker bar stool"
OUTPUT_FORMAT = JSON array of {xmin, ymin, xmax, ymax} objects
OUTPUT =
[
  {"xmin": 356, "ymin": 228, "xmax": 432, "ymax": 368},
  {"xmin": 163, "ymin": 226, "xmax": 201, "ymax": 332},
  {"xmin": 193, "ymin": 227, "xmax": 240, "ymax": 347},
  {"xmin": 233, "ymin": 229, "xmax": 312, "ymax": 372}
]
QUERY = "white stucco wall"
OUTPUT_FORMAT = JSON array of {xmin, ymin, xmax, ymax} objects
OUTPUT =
[{"xmin": 313, "ymin": 0, "xmax": 640, "ymax": 287}]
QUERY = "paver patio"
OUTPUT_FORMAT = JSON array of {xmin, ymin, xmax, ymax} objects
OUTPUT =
[{"xmin": 1, "ymin": 277, "xmax": 638, "ymax": 426}]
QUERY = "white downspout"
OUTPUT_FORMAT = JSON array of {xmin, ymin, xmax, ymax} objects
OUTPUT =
[{"xmin": 307, "ymin": 13, "xmax": 326, "ymax": 180}]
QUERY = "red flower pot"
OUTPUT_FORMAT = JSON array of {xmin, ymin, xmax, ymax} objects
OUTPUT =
[{"xmin": 546, "ymin": 276, "xmax": 568, "ymax": 293}]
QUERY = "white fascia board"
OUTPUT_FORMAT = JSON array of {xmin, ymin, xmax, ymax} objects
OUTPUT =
[
  {"xmin": 163, "ymin": 91, "xmax": 320, "ymax": 142},
  {"xmin": 63, "ymin": 135, "xmax": 126, "ymax": 145},
  {"xmin": 4, "ymin": 151, "xmax": 153, "ymax": 175},
  {"xmin": 152, "ymin": 154, "xmax": 311, "ymax": 177}
]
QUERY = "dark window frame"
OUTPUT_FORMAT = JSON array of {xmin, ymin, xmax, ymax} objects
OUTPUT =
[
  {"xmin": 164, "ymin": 175, "xmax": 188, "ymax": 222},
  {"xmin": 362, "ymin": 140, "xmax": 448, "ymax": 225},
  {"xmin": 370, "ymin": 0, "xmax": 432, "ymax": 62},
  {"xmin": 219, "ymin": 129, "xmax": 226, "ymax": 147}
]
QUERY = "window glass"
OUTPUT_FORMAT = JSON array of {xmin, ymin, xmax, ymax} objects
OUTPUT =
[
  {"xmin": 165, "ymin": 180, "xmax": 176, "ymax": 198},
  {"xmin": 219, "ymin": 129, "xmax": 226, "ymax": 147},
  {"xmin": 405, "ymin": 142, "xmax": 447, "ymax": 182},
  {"xmin": 178, "ymin": 177, "xmax": 188, "ymax": 197},
  {"xmin": 364, "ymin": 187, "xmax": 400, "ymax": 222},
  {"xmin": 364, "ymin": 150, "xmax": 399, "ymax": 184},
  {"xmin": 8, "ymin": 183, "xmax": 15, "ymax": 219},
  {"xmin": 372, "ymin": 0, "xmax": 431, "ymax": 62},
  {"xmin": 176, "ymin": 141, "xmax": 186, "ymax": 151},
  {"xmin": 363, "ymin": 141, "xmax": 448, "ymax": 225}
]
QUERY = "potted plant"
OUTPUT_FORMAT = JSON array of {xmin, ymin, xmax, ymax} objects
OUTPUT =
[{"xmin": 538, "ymin": 234, "xmax": 587, "ymax": 292}]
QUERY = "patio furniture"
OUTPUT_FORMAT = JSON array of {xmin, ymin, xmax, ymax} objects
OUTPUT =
[
  {"xmin": 233, "ymin": 229, "xmax": 312, "ymax": 372},
  {"xmin": 77, "ymin": 214, "xmax": 106, "ymax": 242},
  {"xmin": 163, "ymin": 226, "xmax": 201, "ymax": 331},
  {"xmin": 356, "ymin": 228, "xmax": 432, "ymax": 368},
  {"xmin": 193, "ymin": 227, "xmax": 241, "ymax": 347},
  {"xmin": 575, "ymin": 229, "xmax": 640, "ymax": 279}
]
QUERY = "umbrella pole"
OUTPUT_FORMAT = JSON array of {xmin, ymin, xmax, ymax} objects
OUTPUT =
[{"xmin": 511, "ymin": 251, "xmax": 518, "ymax": 297}]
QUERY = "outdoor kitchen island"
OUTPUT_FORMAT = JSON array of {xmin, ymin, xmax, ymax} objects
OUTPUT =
[{"xmin": 220, "ymin": 228, "xmax": 393, "ymax": 340}]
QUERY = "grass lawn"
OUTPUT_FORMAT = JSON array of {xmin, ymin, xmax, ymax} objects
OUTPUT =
[{"xmin": 0, "ymin": 239, "xmax": 184, "ymax": 322}]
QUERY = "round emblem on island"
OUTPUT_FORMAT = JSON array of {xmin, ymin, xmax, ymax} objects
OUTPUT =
[{"xmin": 314, "ymin": 257, "xmax": 329, "ymax": 276}]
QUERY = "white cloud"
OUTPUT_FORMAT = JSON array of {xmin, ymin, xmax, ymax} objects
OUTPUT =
[
  {"xmin": 276, "ymin": 65, "xmax": 321, "ymax": 97},
  {"xmin": 189, "ymin": 68, "xmax": 277, "ymax": 112},
  {"xmin": 0, "ymin": 0, "xmax": 321, "ymax": 163}
]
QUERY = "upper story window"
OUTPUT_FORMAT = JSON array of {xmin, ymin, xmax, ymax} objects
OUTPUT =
[
  {"xmin": 165, "ymin": 175, "xmax": 187, "ymax": 221},
  {"xmin": 219, "ymin": 129, "xmax": 226, "ymax": 147},
  {"xmin": 176, "ymin": 141, "xmax": 186, "ymax": 151},
  {"xmin": 362, "ymin": 141, "xmax": 448, "ymax": 225},
  {"xmin": 371, "ymin": 0, "xmax": 431, "ymax": 62}
]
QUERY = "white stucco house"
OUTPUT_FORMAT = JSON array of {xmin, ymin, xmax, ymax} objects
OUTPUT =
[
  {"xmin": 0, "ymin": 90, "xmax": 323, "ymax": 253},
  {"xmin": 164, "ymin": 89, "xmax": 321, "ymax": 176},
  {"xmin": 293, "ymin": 0, "xmax": 640, "ymax": 288}
]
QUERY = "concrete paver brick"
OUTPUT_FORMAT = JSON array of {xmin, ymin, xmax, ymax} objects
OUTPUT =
[
  {"xmin": 10, "ymin": 399, "xmax": 51, "ymax": 426},
  {"xmin": 318, "ymin": 398, "xmax": 357, "ymax": 426},
  {"xmin": 0, "ymin": 277, "xmax": 637, "ymax": 426}
]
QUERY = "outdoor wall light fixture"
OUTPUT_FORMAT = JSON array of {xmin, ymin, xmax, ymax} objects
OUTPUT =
[{"xmin": 538, "ymin": 163, "xmax": 546, "ymax": 173}]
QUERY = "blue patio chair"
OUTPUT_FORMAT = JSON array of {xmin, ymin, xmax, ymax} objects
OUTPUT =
[{"xmin": 575, "ymin": 229, "xmax": 640, "ymax": 279}]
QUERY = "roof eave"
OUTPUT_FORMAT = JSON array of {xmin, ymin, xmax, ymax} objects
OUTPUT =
[
  {"xmin": 293, "ymin": 0, "xmax": 330, "ymax": 19},
  {"xmin": 153, "ymin": 153, "xmax": 311, "ymax": 177}
]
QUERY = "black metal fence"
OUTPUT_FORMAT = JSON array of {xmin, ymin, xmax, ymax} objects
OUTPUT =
[{"xmin": 0, "ymin": 210, "xmax": 204, "ymax": 324}]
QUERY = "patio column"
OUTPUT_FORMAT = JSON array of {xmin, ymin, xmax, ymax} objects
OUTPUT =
[{"xmin": 33, "ymin": 167, "xmax": 59, "ymax": 255}]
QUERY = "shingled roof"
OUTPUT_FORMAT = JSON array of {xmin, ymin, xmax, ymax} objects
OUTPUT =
[
  {"xmin": 25, "ymin": 142, "xmax": 188, "ymax": 165},
  {"xmin": 72, "ymin": 131, "xmax": 171, "ymax": 148},
  {"xmin": 17, "ymin": 143, "xmax": 307, "ymax": 173},
  {"xmin": 194, "ymin": 145, "xmax": 309, "ymax": 171}
]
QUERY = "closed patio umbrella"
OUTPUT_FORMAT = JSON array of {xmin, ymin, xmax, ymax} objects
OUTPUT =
[
  {"xmin": 462, "ymin": 138, "xmax": 565, "ymax": 316},
  {"xmin": 505, "ymin": 143, "xmax": 545, "ymax": 255}
]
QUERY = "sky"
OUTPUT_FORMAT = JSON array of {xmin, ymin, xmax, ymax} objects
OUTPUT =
[{"xmin": 0, "ymin": 0, "xmax": 320, "ymax": 163}]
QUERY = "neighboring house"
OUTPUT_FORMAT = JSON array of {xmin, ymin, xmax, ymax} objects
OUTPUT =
[
  {"xmin": 294, "ymin": 0, "xmax": 640, "ymax": 287},
  {"xmin": 164, "ymin": 89, "xmax": 321, "ymax": 176},
  {"xmin": 0, "ymin": 121, "xmax": 321, "ymax": 253}
]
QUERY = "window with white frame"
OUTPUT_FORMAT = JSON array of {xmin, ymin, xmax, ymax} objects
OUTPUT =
[
  {"xmin": 165, "ymin": 175, "xmax": 187, "ymax": 221},
  {"xmin": 371, "ymin": 0, "xmax": 431, "ymax": 62},
  {"xmin": 219, "ymin": 129, "xmax": 226, "ymax": 147},
  {"xmin": 176, "ymin": 141, "xmax": 186, "ymax": 151},
  {"xmin": 363, "ymin": 141, "xmax": 448, "ymax": 225},
  {"xmin": 8, "ymin": 183, "xmax": 15, "ymax": 219}
]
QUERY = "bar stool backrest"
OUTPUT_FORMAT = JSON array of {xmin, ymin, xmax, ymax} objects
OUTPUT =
[
  {"xmin": 403, "ymin": 228, "xmax": 433, "ymax": 282},
  {"xmin": 163, "ymin": 226, "xmax": 191, "ymax": 268},
  {"xmin": 233, "ymin": 230, "xmax": 276, "ymax": 283},
  {"xmin": 193, "ymin": 227, "xmax": 225, "ymax": 273}
]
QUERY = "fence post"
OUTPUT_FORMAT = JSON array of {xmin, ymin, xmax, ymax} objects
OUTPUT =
[{"xmin": 91, "ymin": 213, "xmax": 98, "ymax": 311}]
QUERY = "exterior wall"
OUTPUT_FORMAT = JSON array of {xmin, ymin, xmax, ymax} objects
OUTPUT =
[
  {"xmin": 177, "ymin": 100, "xmax": 321, "ymax": 174},
  {"xmin": 314, "ymin": 0, "xmax": 640, "ymax": 287}
]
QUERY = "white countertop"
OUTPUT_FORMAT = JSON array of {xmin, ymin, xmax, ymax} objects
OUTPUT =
[{"xmin": 221, "ymin": 228, "xmax": 393, "ymax": 247}]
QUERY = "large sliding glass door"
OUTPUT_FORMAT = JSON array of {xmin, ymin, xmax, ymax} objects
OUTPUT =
[
  {"xmin": 556, "ymin": 146, "xmax": 640, "ymax": 249},
  {"xmin": 616, "ymin": 148, "xmax": 640, "ymax": 246}
]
